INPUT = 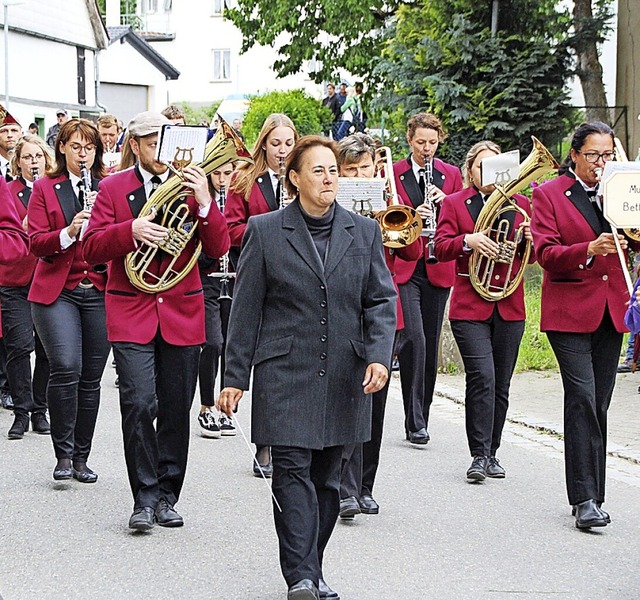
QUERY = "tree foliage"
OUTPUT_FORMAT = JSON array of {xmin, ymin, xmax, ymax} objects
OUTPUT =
[
  {"xmin": 224, "ymin": 0, "xmax": 403, "ymax": 84},
  {"xmin": 175, "ymin": 101, "xmax": 223, "ymax": 126},
  {"xmin": 373, "ymin": 0, "xmax": 575, "ymax": 165},
  {"xmin": 242, "ymin": 90, "xmax": 332, "ymax": 147}
]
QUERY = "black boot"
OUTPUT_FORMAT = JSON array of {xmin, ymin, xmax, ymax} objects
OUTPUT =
[{"xmin": 8, "ymin": 413, "xmax": 29, "ymax": 439}]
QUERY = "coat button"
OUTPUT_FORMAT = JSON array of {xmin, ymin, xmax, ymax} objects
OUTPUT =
[
  {"xmin": 128, "ymin": 194, "xmax": 135, "ymax": 201},
  {"xmin": 565, "ymin": 190, "xmax": 571, "ymax": 196},
  {"xmin": 320, "ymin": 300, "xmax": 327, "ymax": 307},
  {"xmin": 320, "ymin": 353, "xmax": 327, "ymax": 360},
  {"xmin": 321, "ymin": 335, "xmax": 327, "ymax": 342},
  {"xmin": 579, "ymin": 264, "xmax": 584, "ymax": 269},
  {"xmin": 320, "ymin": 318, "xmax": 327, "ymax": 325},
  {"xmin": 320, "ymin": 284, "xmax": 325, "ymax": 290},
  {"xmin": 602, "ymin": 274, "xmax": 608, "ymax": 281},
  {"xmin": 319, "ymin": 369, "xmax": 326, "ymax": 376},
  {"xmin": 158, "ymin": 297, "xmax": 164, "ymax": 303}
]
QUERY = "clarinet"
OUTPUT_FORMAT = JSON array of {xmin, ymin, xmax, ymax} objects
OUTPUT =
[
  {"xmin": 278, "ymin": 156, "xmax": 288, "ymax": 210},
  {"xmin": 210, "ymin": 184, "xmax": 235, "ymax": 300},
  {"xmin": 78, "ymin": 161, "xmax": 93, "ymax": 241},
  {"xmin": 421, "ymin": 158, "xmax": 439, "ymax": 264},
  {"xmin": 31, "ymin": 167, "xmax": 39, "ymax": 181}
]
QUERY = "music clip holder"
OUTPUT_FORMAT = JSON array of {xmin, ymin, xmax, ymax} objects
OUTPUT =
[
  {"xmin": 155, "ymin": 125, "xmax": 209, "ymax": 176},
  {"xmin": 481, "ymin": 150, "xmax": 520, "ymax": 188}
]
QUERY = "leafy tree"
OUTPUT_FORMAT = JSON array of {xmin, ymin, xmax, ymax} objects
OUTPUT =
[
  {"xmin": 175, "ymin": 101, "xmax": 223, "ymax": 126},
  {"xmin": 242, "ymin": 90, "xmax": 332, "ymax": 146},
  {"xmin": 374, "ymin": 0, "xmax": 575, "ymax": 165}
]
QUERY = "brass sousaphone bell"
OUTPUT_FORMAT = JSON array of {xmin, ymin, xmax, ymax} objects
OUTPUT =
[{"xmin": 124, "ymin": 118, "xmax": 252, "ymax": 293}]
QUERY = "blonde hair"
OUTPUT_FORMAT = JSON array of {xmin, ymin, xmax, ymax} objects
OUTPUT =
[
  {"xmin": 230, "ymin": 113, "xmax": 298, "ymax": 200},
  {"xmin": 462, "ymin": 140, "xmax": 501, "ymax": 188},
  {"xmin": 10, "ymin": 134, "xmax": 55, "ymax": 179}
]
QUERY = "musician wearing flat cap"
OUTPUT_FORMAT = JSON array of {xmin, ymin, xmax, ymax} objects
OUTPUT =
[{"xmin": 83, "ymin": 111, "xmax": 230, "ymax": 532}]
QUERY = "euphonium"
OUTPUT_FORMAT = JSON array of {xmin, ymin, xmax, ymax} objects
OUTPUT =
[
  {"xmin": 373, "ymin": 146, "xmax": 423, "ymax": 248},
  {"xmin": 469, "ymin": 136, "xmax": 557, "ymax": 301},
  {"xmin": 125, "ymin": 117, "xmax": 252, "ymax": 293}
]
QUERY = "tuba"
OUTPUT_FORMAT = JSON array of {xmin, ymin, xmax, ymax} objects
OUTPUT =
[
  {"xmin": 469, "ymin": 136, "xmax": 557, "ymax": 301},
  {"xmin": 125, "ymin": 117, "xmax": 251, "ymax": 293},
  {"xmin": 373, "ymin": 146, "xmax": 423, "ymax": 248}
]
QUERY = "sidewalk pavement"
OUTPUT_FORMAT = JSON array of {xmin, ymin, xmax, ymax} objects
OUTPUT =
[{"xmin": 436, "ymin": 369, "xmax": 640, "ymax": 464}]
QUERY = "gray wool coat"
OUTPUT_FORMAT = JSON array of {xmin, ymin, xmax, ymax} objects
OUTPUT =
[{"xmin": 224, "ymin": 200, "xmax": 397, "ymax": 450}]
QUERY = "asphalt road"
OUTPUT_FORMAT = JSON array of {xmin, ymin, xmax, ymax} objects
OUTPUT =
[{"xmin": 1, "ymin": 368, "xmax": 639, "ymax": 600}]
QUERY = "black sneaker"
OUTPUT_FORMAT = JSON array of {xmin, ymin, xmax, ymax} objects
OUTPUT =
[
  {"xmin": 466, "ymin": 456, "xmax": 487, "ymax": 481},
  {"xmin": 617, "ymin": 359, "xmax": 632, "ymax": 373},
  {"xmin": 218, "ymin": 413, "xmax": 236, "ymax": 436},
  {"xmin": 8, "ymin": 414, "xmax": 29, "ymax": 440},
  {"xmin": 486, "ymin": 456, "xmax": 506, "ymax": 478},
  {"xmin": 198, "ymin": 408, "xmax": 221, "ymax": 439}
]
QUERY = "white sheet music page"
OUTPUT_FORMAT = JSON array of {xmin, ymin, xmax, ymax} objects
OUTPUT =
[
  {"xmin": 336, "ymin": 178, "xmax": 386, "ymax": 214},
  {"xmin": 155, "ymin": 125, "xmax": 209, "ymax": 166}
]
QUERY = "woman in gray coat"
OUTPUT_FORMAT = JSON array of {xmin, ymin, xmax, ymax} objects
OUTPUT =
[{"xmin": 218, "ymin": 136, "xmax": 396, "ymax": 600}]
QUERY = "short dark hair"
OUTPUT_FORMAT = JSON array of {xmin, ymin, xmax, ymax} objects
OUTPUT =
[
  {"xmin": 285, "ymin": 135, "xmax": 338, "ymax": 196},
  {"xmin": 559, "ymin": 121, "xmax": 614, "ymax": 175},
  {"xmin": 407, "ymin": 112, "xmax": 447, "ymax": 142}
]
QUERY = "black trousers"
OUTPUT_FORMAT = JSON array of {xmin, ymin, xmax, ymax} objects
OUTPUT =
[
  {"xmin": 451, "ymin": 310, "xmax": 524, "ymax": 457},
  {"xmin": 0, "ymin": 338, "xmax": 9, "ymax": 393},
  {"xmin": 340, "ymin": 380, "xmax": 389, "ymax": 499},
  {"xmin": 0, "ymin": 285, "xmax": 49, "ymax": 418},
  {"xmin": 397, "ymin": 271, "xmax": 450, "ymax": 434},
  {"xmin": 198, "ymin": 274, "xmax": 231, "ymax": 406},
  {"xmin": 271, "ymin": 445, "xmax": 342, "ymax": 587},
  {"xmin": 113, "ymin": 334, "xmax": 200, "ymax": 509},
  {"xmin": 547, "ymin": 311, "xmax": 622, "ymax": 506},
  {"xmin": 31, "ymin": 286, "xmax": 110, "ymax": 462}
]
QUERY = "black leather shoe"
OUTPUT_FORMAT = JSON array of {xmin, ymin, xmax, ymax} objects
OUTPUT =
[
  {"xmin": 319, "ymin": 578, "xmax": 340, "ymax": 599},
  {"xmin": 339, "ymin": 496, "xmax": 361, "ymax": 520},
  {"xmin": 129, "ymin": 507, "xmax": 155, "ymax": 531},
  {"xmin": 155, "ymin": 498, "xmax": 184, "ymax": 527},
  {"xmin": 8, "ymin": 414, "xmax": 29, "ymax": 439},
  {"xmin": 407, "ymin": 427, "xmax": 430, "ymax": 445},
  {"xmin": 574, "ymin": 499, "xmax": 608, "ymax": 529},
  {"xmin": 31, "ymin": 412, "xmax": 51, "ymax": 434},
  {"xmin": 288, "ymin": 579, "xmax": 319, "ymax": 600},
  {"xmin": 358, "ymin": 494, "xmax": 379, "ymax": 515},
  {"xmin": 572, "ymin": 502, "xmax": 611, "ymax": 524},
  {"xmin": 466, "ymin": 456, "xmax": 487, "ymax": 481},
  {"xmin": 72, "ymin": 464, "xmax": 98, "ymax": 483},
  {"xmin": 486, "ymin": 456, "xmax": 506, "ymax": 478},
  {"xmin": 53, "ymin": 458, "xmax": 73, "ymax": 481},
  {"xmin": 252, "ymin": 458, "xmax": 273, "ymax": 478}
]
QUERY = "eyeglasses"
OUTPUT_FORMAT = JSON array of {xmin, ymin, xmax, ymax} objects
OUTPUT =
[
  {"xmin": 21, "ymin": 153, "xmax": 44, "ymax": 162},
  {"xmin": 66, "ymin": 143, "xmax": 96, "ymax": 154},
  {"xmin": 577, "ymin": 150, "xmax": 616, "ymax": 164}
]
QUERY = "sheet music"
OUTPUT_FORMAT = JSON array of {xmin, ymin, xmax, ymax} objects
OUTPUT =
[
  {"xmin": 155, "ymin": 125, "xmax": 209, "ymax": 165},
  {"xmin": 336, "ymin": 178, "xmax": 386, "ymax": 214},
  {"xmin": 481, "ymin": 150, "xmax": 520, "ymax": 187}
]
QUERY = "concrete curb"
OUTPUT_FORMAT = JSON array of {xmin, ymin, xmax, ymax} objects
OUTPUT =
[{"xmin": 435, "ymin": 382, "xmax": 640, "ymax": 466}]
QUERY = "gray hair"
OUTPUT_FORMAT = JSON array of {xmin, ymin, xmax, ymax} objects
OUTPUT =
[{"xmin": 337, "ymin": 133, "xmax": 376, "ymax": 167}]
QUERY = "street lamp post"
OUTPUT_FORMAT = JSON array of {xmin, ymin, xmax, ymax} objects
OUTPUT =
[{"xmin": 3, "ymin": 0, "xmax": 25, "ymax": 110}]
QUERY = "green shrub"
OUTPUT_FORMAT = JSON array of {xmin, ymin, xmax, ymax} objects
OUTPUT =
[{"xmin": 242, "ymin": 90, "xmax": 332, "ymax": 147}]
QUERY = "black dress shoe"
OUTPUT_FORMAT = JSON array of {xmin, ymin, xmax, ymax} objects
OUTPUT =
[
  {"xmin": 8, "ymin": 414, "xmax": 29, "ymax": 439},
  {"xmin": 155, "ymin": 498, "xmax": 184, "ymax": 527},
  {"xmin": 319, "ymin": 578, "xmax": 340, "ymax": 599},
  {"xmin": 252, "ymin": 458, "xmax": 273, "ymax": 478},
  {"xmin": 572, "ymin": 502, "xmax": 610, "ymax": 524},
  {"xmin": 358, "ymin": 494, "xmax": 379, "ymax": 515},
  {"xmin": 72, "ymin": 464, "xmax": 98, "ymax": 483},
  {"xmin": 574, "ymin": 499, "xmax": 608, "ymax": 529},
  {"xmin": 288, "ymin": 579, "xmax": 319, "ymax": 600},
  {"xmin": 407, "ymin": 427, "xmax": 430, "ymax": 445},
  {"xmin": 486, "ymin": 456, "xmax": 506, "ymax": 478},
  {"xmin": 129, "ymin": 507, "xmax": 155, "ymax": 531},
  {"xmin": 31, "ymin": 412, "xmax": 51, "ymax": 434},
  {"xmin": 339, "ymin": 496, "xmax": 360, "ymax": 520},
  {"xmin": 53, "ymin": 458, "xmax": 73, "ymax": 481},
  {"xmin": 466, "ymin": 456, "xmax": 487, "ymax": 481}
]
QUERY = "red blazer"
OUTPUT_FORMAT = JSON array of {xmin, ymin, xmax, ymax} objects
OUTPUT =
[
  {"xmin": 82, "ymin": 166, "xmax": 230, "ymax": 346},
  {"xmin": 27, "ymin": 174, "xmax": 106, "ymax": 305},
  {"xmin": 0, "ymin": 178, "xmax": 38, "ymax": 287},
  {"xmin": 225, "ymin": 173, "xmax": 278, "ymax": 248},
  {"xmin": 393, "ymin": 157, "xmax": 463, "ymax": 287},
  {"xmin": 435, "ymin": 187, "xmax": 532, "ymax": 321},
  {"xmin": 531, "ymin": 173, "xmax": 634, "ymax": 333}
]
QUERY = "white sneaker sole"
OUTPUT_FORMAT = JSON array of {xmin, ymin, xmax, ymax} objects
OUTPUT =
[{"xmin": 200, "ymin": 428, "xmax": 221, "ymax": 439}]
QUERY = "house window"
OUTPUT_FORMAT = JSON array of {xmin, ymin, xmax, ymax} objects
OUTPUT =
[
  {"xmin": 147, "ymin": 0, "xmax": 158, "ymax": 12},
  {"xmin": 212, "ymin": 49, "xmax": 231, "ymax": 81},
  {"xmin": 212, "ymin": 0, "xmax": 223, "ymax": 15}
]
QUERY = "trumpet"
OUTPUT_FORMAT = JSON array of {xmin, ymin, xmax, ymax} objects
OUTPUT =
[
  {"xmin": 209, "ymin": 184, "xmax": 235, "ymax": 300},
  {"xmin": 420, "ymin": 158, "xmax": 438, "ymax": 264}
]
